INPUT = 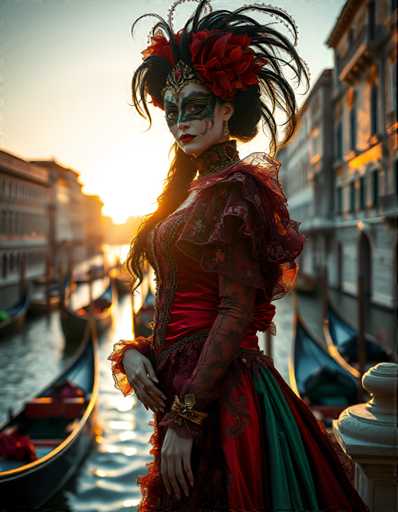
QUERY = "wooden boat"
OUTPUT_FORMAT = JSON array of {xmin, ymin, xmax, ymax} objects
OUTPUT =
[
  {"xmin": 0, "ymin": 292, "xmax": 30, "ymax": 338},
  {"xmin": 110, "ymin": 266, "xmax": 131, "ymax": 296},
  {"xmin": 295, "ymin": 271, "xmax": 317, "ymax": 294},
  {"xmin": 323, "ymin": 298, "xmax": 392, "ymax": 379},
  {"xmin": 289, "ymin": 295, "xmax": 359, "ymax": 425},
  {"xmin": 74, "ymin": 264, "xmax": 106, "ymax": 285},
  {"xmin": 60, "ymin": 282, "xmax": 114, "ymax": 344},
  {"xmin": 0, "ymin": 323, "xmax": 99, "ymax": 510},
  {"xmin": 29, "ymin": 275, "xmax": 72, "ymax": 315}
]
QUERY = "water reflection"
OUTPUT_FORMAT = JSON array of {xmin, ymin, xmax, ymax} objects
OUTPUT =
[{"xmin": 63, "ymin": 294, "xmax": 153, "ymax": 512}]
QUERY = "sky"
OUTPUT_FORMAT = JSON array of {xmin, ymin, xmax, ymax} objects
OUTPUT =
[{"xmin": 0, "ymin": 0, "xmax": 346, "ymax": 222}]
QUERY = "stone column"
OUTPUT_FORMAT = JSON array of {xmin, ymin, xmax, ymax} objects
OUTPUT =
[{"xmin": 333, "ymin": 362, "xmax": 398, "ymax": 512}]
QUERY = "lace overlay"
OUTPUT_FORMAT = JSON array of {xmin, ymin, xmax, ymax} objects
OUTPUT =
[{"xmin": 148, "ymin": 211, "xmax": 186, "ymax": 351}]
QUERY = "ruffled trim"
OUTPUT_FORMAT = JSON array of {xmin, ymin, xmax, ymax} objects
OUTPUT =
[
  {"xmin": 177, "ymin": 152, "xmax": 305, "ymax": 302},
  {"xmin": 107, "ymin": 336, "xmax": 154, "ymax": 396}
]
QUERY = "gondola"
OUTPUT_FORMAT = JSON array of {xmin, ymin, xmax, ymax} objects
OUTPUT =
[
  {"xmin": 74, "ymin": 264, "xmax": 106, "ymax": 285},
  {"xmin": 29, "ymin": 274, "xmax": 72, "ymax": 316},
  {"xmin": 323, "ymin": 298, "xmax": 392, "ymax": 379},
  {"xmin": 110, "ymin": 266, "xmax": 131, "ymax": 296},
  {"xmin": 60, "ymin": 282, "xmax": 114, "ymax": 345},
  {"xmin": 295, "ymin": 271, "xmax": 317, "ymax": 294},
  {"xmin": 288, "ymin": 294, "xmax": 359, "ymax": 425},
  {"xmin": 0, "ymin": 323, "xmax": 99, "ymax": 510},
  {"xmin": 0, "ymin": 291, "xmax": 30, "ymax": 338}
]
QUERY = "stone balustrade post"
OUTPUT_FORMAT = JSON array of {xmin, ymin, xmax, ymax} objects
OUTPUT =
[{"xmin": 333, "ymin": 362, "xmax": 398, "ymax": 512}]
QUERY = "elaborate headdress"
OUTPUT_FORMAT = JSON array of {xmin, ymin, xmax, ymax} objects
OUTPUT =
[
  {"xmin": 127, "ymin": 0, "xmax": 311, "ymax": 291},
  {"xmin": 132, "ymin": 0, "xmax": 309, "ymax": 150}
]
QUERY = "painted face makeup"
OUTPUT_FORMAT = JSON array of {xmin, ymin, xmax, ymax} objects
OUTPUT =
[{"xmin": 163, "ymin": 83, "xmax": 230, "ymax": 157}]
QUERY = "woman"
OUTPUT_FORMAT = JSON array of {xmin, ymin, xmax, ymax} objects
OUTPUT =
[{"xmin": 109, "ymin": 2, "xmax": 368, "ymax": 510}]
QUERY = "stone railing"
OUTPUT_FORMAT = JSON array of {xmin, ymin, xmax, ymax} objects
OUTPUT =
[{"xmin": 333, "ymin": 362, "xmax": 398, "ymax": 511}]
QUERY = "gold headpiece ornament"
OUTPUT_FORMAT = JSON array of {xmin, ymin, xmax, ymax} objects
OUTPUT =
[{"xmin": 161, "ymin": 60, "xmax": 203, "ymax": 98}]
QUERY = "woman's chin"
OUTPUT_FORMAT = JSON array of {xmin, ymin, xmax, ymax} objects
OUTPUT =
[{"xmin": 178, "ymin": 142, "xmax": 215, "ymax": 158}]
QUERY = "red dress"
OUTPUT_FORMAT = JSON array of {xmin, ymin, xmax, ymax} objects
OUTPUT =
[{"xmin": 109, "ymin": 145, "xmax": 368, "ymax": 511}]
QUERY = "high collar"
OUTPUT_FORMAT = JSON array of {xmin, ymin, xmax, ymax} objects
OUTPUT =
[{"xmin": 195, "ymin": 140, "xmax": 240, "ymax": 177}]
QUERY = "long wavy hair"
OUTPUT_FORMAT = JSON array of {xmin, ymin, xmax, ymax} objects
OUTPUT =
[{"xmin": 127, "ymin": 0, "xmax": 310, "ymax": 290}]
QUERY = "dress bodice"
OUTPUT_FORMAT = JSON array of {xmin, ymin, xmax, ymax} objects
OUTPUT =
[
  {"xmin": 147, "ymin": 202, "xmax": 272, "ymax": 359},
  {"xmin": 144, "ymin": 144, "xmax": 304, "ymax": 363}
]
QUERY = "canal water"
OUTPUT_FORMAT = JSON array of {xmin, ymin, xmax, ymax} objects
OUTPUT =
[{"xmin": 0, "ymin": 267, "xmax": 395, "ymax": 511}]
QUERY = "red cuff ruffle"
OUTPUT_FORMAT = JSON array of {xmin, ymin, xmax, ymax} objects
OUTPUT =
[{"xmin": 108, "ymin": 336, "xmax": 153, "ymax": 396}]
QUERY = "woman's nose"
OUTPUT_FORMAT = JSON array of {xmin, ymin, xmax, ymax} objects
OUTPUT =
[{"xmin": 176, "ymin": 116, "xmax": 189, "ymax": 130}]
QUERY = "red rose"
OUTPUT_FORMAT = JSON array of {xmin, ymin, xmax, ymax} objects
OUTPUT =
[{"xmin": 190, "ymin": 30, "xmax": 266, "ymax": 100}]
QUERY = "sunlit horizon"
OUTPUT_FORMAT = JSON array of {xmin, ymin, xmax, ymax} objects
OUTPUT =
[{"xmin": 1, "ymin": 0, "xmax": 345, "ymax": 222}]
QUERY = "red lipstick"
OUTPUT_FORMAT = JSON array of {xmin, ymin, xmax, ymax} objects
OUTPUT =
[{"xmin": 179, "ymin": 134, "xmax": 195, "ymax": 144}]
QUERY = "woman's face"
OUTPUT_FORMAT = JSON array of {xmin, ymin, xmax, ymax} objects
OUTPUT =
[{"xmin": 163, "ymin": 82, "xmax": 233, "ymax": 157}]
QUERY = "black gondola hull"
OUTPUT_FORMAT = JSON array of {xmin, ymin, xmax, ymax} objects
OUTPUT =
[
  {"xmin": 0, "ymin": 327, "xmax": 99, "ymax": 510},
  {"xmin": 0, "ymin": 414, "xmax": 96, "ymax": 510}
]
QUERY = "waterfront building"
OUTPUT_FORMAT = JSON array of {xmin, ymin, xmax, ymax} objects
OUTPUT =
[
  {"xmin": 0, "ymin": 150, "xmax": 50, "ymax": 307},
  {"xmin": 30, "ymin": 159, "xmax": 87, "ymax": 276},
  {"xmin": 278, "ymin": 69, "xmax": 335, "ymax": 280},
  {"xmin": 280, "ymin": 0, "xmax": 397, "ymax": 310},
  {"xmin": 84, "ymin": 194, "xmax": 104, "ymax": 257},
  {"xmin": 326, "ymin": 0, "xmax": 397, "ymax": 309}
]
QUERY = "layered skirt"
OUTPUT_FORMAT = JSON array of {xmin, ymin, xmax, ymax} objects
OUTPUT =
[{"xmin": 136, "ymin": 345, "xmax": 368, "ymax": 512}]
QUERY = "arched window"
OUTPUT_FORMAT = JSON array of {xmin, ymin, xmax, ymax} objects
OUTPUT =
[
  {"xmin": 349, "ymin": 92, "xmax": 357, "ymax": 151},
  {"xmin": 349, "ymin": 180, "xmax": 356, "ymax": 213},
  {"xmin": 372, "ymin": 168, "xmax": 379, "ymax": 208},
  {"xmin": 370, "ymin": 83, "xmax": 378, "ymax": 135},
  {"xmin": 359, "ymin": 175, "xmax": 366, "ymax": 209},
  {"xmin": 336, "ymin": 119, "xmax": 343, "ymax": 161}
]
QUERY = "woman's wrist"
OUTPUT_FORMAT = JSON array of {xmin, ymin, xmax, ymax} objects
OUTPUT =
[{"xmin": 159, "ymin": 393, "xmax": 208, "ymax": 439}]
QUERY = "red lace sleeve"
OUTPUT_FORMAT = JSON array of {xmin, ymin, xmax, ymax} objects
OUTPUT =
[{"xmin": 175, "ymin": 156, "xmax": 306, "ymax": 302}]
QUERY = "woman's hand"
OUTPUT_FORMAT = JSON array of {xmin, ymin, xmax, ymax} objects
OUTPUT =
[
  {"xmin": 161, "ymin": 428, "xmax": 194, "ymax": 499},
  {"xmin": 122, "ymin": 349, "xmax": 166, "ymax": 413}
]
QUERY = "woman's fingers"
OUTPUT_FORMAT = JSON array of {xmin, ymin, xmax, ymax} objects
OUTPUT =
[
  {"xmin": 134, "ymin": 373, "xmax": 166, "ymax": 410},
  {"xmin": 161, "ymin": 449, "xmax": 172, "ymax": 495},
  {"xmin": 182, "ymin": 452, "xmax": 194, "ymax": 487},
  {"xmin": 167, "ymin": 456, "xmax": 181, "ymax": 500},
  {"xmin": 143, "ymin": 359, "xmax": 159, "ymax": 383},
  {"xmin": 175, "ymin": 457, "xmax": 190, "ymax": 497},
  {"xmin": 134, "ymin": 382, "xmax": 163, "ymax": 412}
]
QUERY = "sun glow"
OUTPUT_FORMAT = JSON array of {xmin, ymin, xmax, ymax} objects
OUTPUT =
[{"xmin": 84, "ymin": 120, "xmax": 175, "ymax": 222}]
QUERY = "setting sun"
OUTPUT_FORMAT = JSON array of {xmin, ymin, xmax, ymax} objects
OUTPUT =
[{"xmin": 87, "ymin": 122, "xmax": 175, "ymax": 222}]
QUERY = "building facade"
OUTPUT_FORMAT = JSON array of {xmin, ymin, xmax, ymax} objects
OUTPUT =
[
  {"xmin": 279, "ymin": 0, "xmax": 397, "ymax": 310},
  {"xmin": 0, "ymin": 150, "xmax": 106, "ymax": 307},
  {"xmin": 0, "ymin": 150, "xmax": 50, "ymax": 307},
  {"xmin": 326, "ymin": 0, "xmax": 397, "ymax": 309},
  {"xmin": 278, "ymin": 69, "xmax": 335, "ymax": 281},
  {"xmin": 30, "ymin": 159, "xmax": 88, "ymax": 275},
  {"xmin": 84, "ymin": 194, "xmax": 104, "ymax": 257}
]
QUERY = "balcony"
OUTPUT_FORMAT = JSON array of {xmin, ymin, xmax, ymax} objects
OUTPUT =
[{"xmin": 338, "ymin": 25, "xmax": 375, "ymax": 84}]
